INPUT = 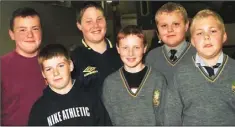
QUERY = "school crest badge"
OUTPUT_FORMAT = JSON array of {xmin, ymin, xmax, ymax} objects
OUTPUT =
[
  {"xmin": 153, "ymin": 90, "xmax": 160, "ymax": 106},
  {"xmin": 232, "ymin": 81, "xmax": 235, "ymax": 93}
]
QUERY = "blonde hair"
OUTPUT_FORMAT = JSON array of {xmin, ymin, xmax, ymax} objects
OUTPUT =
[
  {"xmin": 155, "ymin": 2, "xmax": 188, "ymax": 24},
  {"xmin": 190, "ymin": 9, "xmax": 225, "ymax": 35}
]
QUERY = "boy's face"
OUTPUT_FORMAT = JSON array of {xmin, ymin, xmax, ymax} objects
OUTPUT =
[
  {"xmin": 9, "ymin": 16, "xmax": 42, "ymax": 57},
  {"xmin": 77, "ymin": 7, "xmax": 106, "ymax": 44},
  {"xmin": 191, "ymin": 16, "xmax": 227, "ymax": 60},
  {"xmin": 117, "ymin": 35, "xmax": 147, "ymax": 71},
  {"xmin": 156, "ymin": 11, "xmax": 189, "ymax": 47},
  {"xmin": 42, "ymin": 56, "xmax": 74, "ymax": 94}
]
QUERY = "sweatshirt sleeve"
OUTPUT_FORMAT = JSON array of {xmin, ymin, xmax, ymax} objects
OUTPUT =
[
  {"xmin": 28, "ymin": 101, "xmax": 47, "ymax": 126},
  {"xmin": 92, "ymin": 96, "xmax": 112, "ymax": 126},
  {"xmin": 164, "ymin": 73, "xmax": 183, "ymax": 125}
]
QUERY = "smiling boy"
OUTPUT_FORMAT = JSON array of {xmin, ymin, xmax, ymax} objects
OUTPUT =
[
  {"xmin": 71, "ymin": 2, "xmax": 122, "ymax": 97},
  {"xmin": 102, "ymin": 25, "xmax": 166, "ymax": 125},
  {"xmin": 1, "ymin": 7, "xmax": 46, "ymax": 126}
]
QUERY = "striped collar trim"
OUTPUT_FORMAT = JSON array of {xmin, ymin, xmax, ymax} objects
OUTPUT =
[
  {"xmin": 119, "ymin": 66, "xmax": 151, "ymax": 97},
  {"xmin": 194, "ymin": 52, "xmax": 224, "ymax": 67},
  {"xmin": 192, "ymin": 55, "xmax": 228, "ymax": 82},
  {"xmin": 164, "ymin": 40, "xmax": 187, "ymax": 58},
  {"xmin": 162, "ymin": 42, "xmax": 191, "ymax": 66},
  {"xmin": 82, "ymin": 38, "xmax": 113, "ymax": 50}
]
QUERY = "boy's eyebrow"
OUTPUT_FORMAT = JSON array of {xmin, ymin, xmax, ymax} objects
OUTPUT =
[
  {"xmin": 195, "ymin": 28, "xmax": 203, "ymax": 31},
  {"xmin": 16, "ymin": 26, "xmax": 40, "ymax": 29},
  {"xmin": 209, "ymin": 26, "xmax": 219, "ymax": 29},
  {"xmin": 84, "ymin": 16, "xmax": 104, "ymax": 21},
  {"xmin": 43, "ymin": 61, "xmax": 66, "ymax": 68},
  {"xmin": 84, "ymin": 17, "xmax": 92, "ymax": 20},
  {"xmin": 15, "ymin": 26, "xmax": 27, "ymax": 29},
  {"xmin": 195, "ymin": 26, "xmax": 218, "ymax": 31},
  {"xmin": 43, "ymin": 66, "xmax": 51, "ymax": 70},
  {"xmin": 172, "ymin": 21, "xmax": 180, "ymax": 23},
  {"xmin": 97, "ymin": 16, "xmax": 104, "ymax": 18},
  {"xmin": 32, "ymin": 26, "xmax": 40, "ymax": 28},
  {"xmin": 57, "ymin": 61, "xmax": 66, "ymax": 65}
]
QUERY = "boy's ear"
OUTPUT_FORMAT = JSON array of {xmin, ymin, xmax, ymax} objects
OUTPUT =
[
  {"xmin": 69, "ymin": 60, "xmax": 74, "ymax": 72},
  {"xmin": 41, "ymin": 71, "xmax": 46, "ymax": 79},
  {"xmin": 76, "ymin": 22, "xmax": 82, "ymax": 31},
  {"xmin": 116, "ymin": 44, "xmax": 120, "ymax": 54},
  {"xmin": 156, "ymin": 30, "xmax": 161, "ymax": 41},
  {"xmin": 222, "ymin": 32, "xmax": 227, "ymax": 44},
  {"xmin": 41, "ymin": 72, "xmax": 49, "ymax": 85},
  {"xmin": 155, "ymin": 30, "xmax": 158, "ymax": 35},
  {"xmin": 144, "ymin": 45, "xmax": 147, "ymax": 54},
  {"xmin": 9, "ymin": 29, "xmax": 15, "ymax": 40},
  {"xmin": 185, "ymin": 21, "xmax": 190, "ymax": 32},
  {"xmin": 155, "ymin": 30, "xmax": 159, "ymax": 37},
  {"xmin": 191, "ymin": 37, "xmax": 196, "ymax": 47}
]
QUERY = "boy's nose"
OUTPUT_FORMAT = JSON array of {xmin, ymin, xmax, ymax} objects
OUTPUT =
[
  {"xmin": 128, "ymin": 49, "xmax": 134, "ymax": 56},
  {"xmin": 167, "ymin": 26, "xmax": 173, "ymax": 32},
  {"xmin": 53, "ymin": 69, "xmax": 60, "ymax": 76},
  {"xmin": 93, "ymin": 21, "xmax": 99, "ymax": 28},
  {"xmin": 204, "ymin": 34, "xmax": 210, "ymax": 40},
  {"xmin": 27, "ymin": 30, "xmax": 33, "ymax": 38}
]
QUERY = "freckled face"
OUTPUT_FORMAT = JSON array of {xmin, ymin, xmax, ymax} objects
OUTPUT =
[{"xmin": 117, "ymin": 35, "xmax": 147, "ymax": 71}]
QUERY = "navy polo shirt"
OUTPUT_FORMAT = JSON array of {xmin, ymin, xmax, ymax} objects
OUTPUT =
[{"xmin": 71, "ymin": 38, "xmax": 123, "ymax": 96}]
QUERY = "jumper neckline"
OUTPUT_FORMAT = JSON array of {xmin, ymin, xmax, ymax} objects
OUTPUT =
[
  {"xmin": 162, "ymin": 42, "xmax": 191, "ymax": 66},
  {"xmin": 119, "ymin": 66, "xmax": 151, "ymax": 97}
]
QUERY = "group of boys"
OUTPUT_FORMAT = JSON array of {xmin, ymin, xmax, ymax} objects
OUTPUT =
[{"xmin": 1, "ymin": 1, "xmax": 235, "ymax": 126}]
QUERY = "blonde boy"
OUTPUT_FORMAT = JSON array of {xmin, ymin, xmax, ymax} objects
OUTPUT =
[
  {"xmin": 71, "ymin": 2, "xmax": 122, "ymax": 97},
  {"xmin": 146, "ymin": 2, "xmax": 196, "ymax": 87},
  {"xmin": 28, "ymin": 44, "xmax": 112, "ymax": 126},
  {"xmin": 164, "ymin": 9, "xmax": 235, "ymax": 125}
]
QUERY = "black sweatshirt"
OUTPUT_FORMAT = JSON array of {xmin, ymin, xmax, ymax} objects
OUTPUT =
[{"xmin": 28, "ymin": 82, "xmax": 112, "ymax": 126}]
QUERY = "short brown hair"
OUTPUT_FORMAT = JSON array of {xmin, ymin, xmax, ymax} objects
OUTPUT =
[
  {"xmin": 38, "ymin": 44, "xmax": 70, "ymax": 69},
  {"xmin": 190, "ymin": 9, "xmax": 225, "ymax": 35},
  {"xmin": 76, "ymin": 1, "xmax": 105, "ymax": 23},
  {"xmin": 10, "ymin": 7, "xmax": 41, "ymax": 31},
  {"xmin": 155, "ymin": 2, "xmax": 188, "ymax": 24},
  {"xmin": 117, "ymin": 25, "xmax": 147, "ymax": 46}
]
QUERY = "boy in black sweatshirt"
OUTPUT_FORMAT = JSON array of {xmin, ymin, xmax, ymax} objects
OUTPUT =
[{"xmin": 28, "ymin": 44, "xmax": 112, "ymax": 126}]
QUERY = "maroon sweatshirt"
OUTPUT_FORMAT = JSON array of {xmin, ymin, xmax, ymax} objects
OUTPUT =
[{"xmin": 1, "ymin": 51, "xmax": 46, "ymax": 126}]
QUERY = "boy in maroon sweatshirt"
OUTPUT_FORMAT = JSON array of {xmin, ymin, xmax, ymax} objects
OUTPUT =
[{"xmin": 1, "ymin": 7, "xmax": 46, "ymax": 125}]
